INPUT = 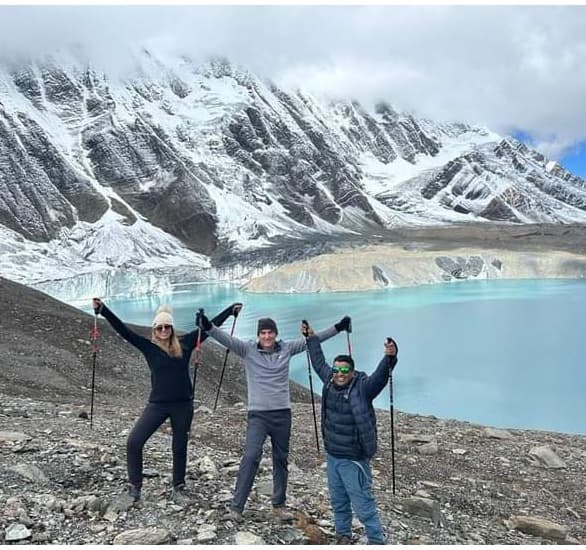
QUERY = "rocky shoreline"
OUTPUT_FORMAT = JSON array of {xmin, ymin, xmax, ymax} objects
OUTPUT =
[
  {"xmin": 2, "ymin": 392, "xmax": 585, "ymax": 545},
  {"xmin": 0, "ymin": 276, "xmax": 585, "ymax": 545},
  {"xmin": 244, "ymin": 245, "xmax": 586, "ymax": 293}
]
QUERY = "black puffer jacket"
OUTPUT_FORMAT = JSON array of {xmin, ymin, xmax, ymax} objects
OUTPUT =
[{"xmin": 307, "ymin": 336, "xmax": 397, "ymax": 459}]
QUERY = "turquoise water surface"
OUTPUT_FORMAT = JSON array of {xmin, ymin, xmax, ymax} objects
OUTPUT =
[{"xmin": 77, "ymin": 279, "xmax": 586, "ymax": 435}]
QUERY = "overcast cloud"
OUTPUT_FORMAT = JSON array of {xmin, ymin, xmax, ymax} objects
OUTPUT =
[{"xmin": 1, "ymin": 5, "xmax": 585, "ymax": 160}]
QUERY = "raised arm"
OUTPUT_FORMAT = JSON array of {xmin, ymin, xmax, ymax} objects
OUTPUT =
[
  {"xmin": 196, "ymin": 311, "xmax": 249, "ymax": 358},
  {"xmin": 181, "ymin": 303, "xmax": 242, "ymax": 349},
  {"xmin": 92, "ymin": 298, "xmax": 150, "ymax": 351},
  {"xmin": 207, "ymin": 325, "xmax": 249, "ymax": 358},
  {"xmin": 306, "ymin": 335, "xmax": 333, "ymax": 384},
  {"xmin": 363, "ymin": 338, "xmax": 398, "ymax": 400},
  {"xmin": 288, "ymin": 326, "xmax": 336, "ymax": 356}
]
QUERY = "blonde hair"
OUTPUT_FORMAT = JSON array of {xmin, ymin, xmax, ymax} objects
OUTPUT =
[{"xmin": 151, "ymin": 305, "xmax": 183, "ymax": 358}]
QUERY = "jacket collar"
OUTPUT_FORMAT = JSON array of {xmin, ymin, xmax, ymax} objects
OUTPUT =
[
  {"xmin": 327, "ymin": 374, "xmax": 358, "ymax": 396},
  {"xmin": 256, "ymin": 340, "xmax": 282, "ymax": 353}
]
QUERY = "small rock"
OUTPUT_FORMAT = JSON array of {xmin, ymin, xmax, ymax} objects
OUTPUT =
[
  {"xmin": 417, "ymin": 441, "xmax": 439, "ymax": 455},
  {"xmin": 5, "ymin": 523, "xmax": 32, "ymax": 542},
  {"xmin": 452, "ymin": 448, "xmax": 468, "ymax": 455},
  {"xmin": 421, "ymin": 481, "xmax": 441, "ymax": 489},
  {"xmin": 402, "ymin": 497, "xmax": 441, "ymax": 526},
  {"xmin": 528, "ymin": 446, "xmax": 566, "ymax": 469},
  {"xmin": 485, "ymin": 427, "xmax": 514, "ymax": 440},
  {"xmin": 8, "ymin": 463, "xmax": 48, "ymax": 483},
  {"xmin": 509, "ymin": 515, "xmax": 568, "ymax": 542},
  {"xmin": 113, "ymin": 527, "xmax": 172, "ymax": 545},
  {"xmin": 103, "ymin": 495, "xmax": 134, "ymax": 521},
  {"xmin": 235, "ymin": 531, "xmax": 265, "ymax": 545},
  {"xmin": 0, "ymin": 431, "xmax": 31, "ymax": 442},
  {"xmin": 196, "ymin": 525, "xmax": 217, "ymax": 543},
  {"xmin": 194, "ymin": 455, "xmax": 218, "ymax": 478},
  {"xmin": 400, "ymin": 433, "xmax": 434, "ymax": 444}
]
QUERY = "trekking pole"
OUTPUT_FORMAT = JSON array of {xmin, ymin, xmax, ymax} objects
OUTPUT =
[
  {"xmin": 387, "ymin": 337, "xmax": 396, "ymax": 495},
  {"xmin": 89, "ymin": 314, "xmax": 99, "ymax": 429},
  {"xmin": 192, "ymin": 308, "xmax": 204, "ymax": 402},
  {"xmin": 213, "ymin": 307, "xmax": 240, "ymax": 412},
  {"xmin": 302, "ymin": 320, "xmax": 321, "ymax": 455},
  {"xmin": 346, "ymin": 318, "xmax": 353, "ymax": 357}
]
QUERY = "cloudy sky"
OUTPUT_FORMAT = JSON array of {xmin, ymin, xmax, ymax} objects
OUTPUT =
[{"xmin": 1, "ymin": 4, "xmax": 585, "ymax": 176}]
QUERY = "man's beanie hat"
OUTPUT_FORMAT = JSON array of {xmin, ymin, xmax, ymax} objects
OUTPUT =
[
  {"xmin": 257, "ymin": 317, "xmax": 278, "ymax": 335},
  {"xmin": 152, "ymin": 304, "xmax": 174, "ymax": 328}
]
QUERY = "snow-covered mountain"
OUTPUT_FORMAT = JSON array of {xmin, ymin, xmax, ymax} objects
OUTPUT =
[{"xmin": 1, "ymin": 49, "xmax": 585, "ymax": 287}]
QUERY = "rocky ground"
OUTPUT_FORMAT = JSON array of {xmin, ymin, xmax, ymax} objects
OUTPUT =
[{"xmin": 1, "ymin": 276, "xmax": 585, "ymax": 545}]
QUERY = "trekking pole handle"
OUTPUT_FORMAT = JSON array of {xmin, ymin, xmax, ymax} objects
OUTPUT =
[
  {"xmin": 385, "ymin": 337, "xmax": 398, "ymax": 359},
  {"xmin": 90, "ymin": 316, "xmax": 100, "ymax": 353},
  {"xmin": 195, "ymin": 308, "xmax": 205, "ymax": 328}
]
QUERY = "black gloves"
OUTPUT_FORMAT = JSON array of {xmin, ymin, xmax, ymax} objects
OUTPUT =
[
  {"xmin": 231, "ymin": 303, "xmax": 243, "ymax": 317},
  {"xmin": 196, "ymin": 311, "xmax": 212, "ymax": 332},
  {"xmin": 335, "ymin": 315, "xmax": 352, "ymax": 333},
  {"xmin": 92, "ymin": 298, "xmax": 103, "ymax": 315}
]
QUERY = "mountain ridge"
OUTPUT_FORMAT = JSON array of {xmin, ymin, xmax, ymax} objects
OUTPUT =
[{"xmin": 1, "ymin": 51, "xmax": 586, "ymax": 288}]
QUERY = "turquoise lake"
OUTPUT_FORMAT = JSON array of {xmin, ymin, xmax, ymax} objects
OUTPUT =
[{"xmin": 76, "ymin": 279, "xmax": 586, "ymax": 435}]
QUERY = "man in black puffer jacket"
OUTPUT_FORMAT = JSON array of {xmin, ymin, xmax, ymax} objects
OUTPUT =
[{"xmin": 304, "ymin": 321, "xmax": 398, "ymax": 545}]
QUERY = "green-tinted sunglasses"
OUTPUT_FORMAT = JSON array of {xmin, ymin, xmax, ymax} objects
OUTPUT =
[{"xmin": 332, "ymin": 365, "xmax": 352, "ymax": 374}]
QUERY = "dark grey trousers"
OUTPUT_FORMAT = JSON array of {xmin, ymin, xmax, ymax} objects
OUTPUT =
[{"xmin": 231, "ymin": 408, "xmax": 292, "ymax": 512}]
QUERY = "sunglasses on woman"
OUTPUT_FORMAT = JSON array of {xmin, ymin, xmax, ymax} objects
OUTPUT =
[{"xmin": 155, "ymin": 324, "xmax": 173, "ymax": 332}]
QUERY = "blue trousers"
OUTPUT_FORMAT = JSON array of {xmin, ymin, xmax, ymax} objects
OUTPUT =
[
  {"xmin": 327, "ymin": 454, "xmax": 386, "ymax": 544},
  {"xmin": 231, "ymin": 409, "xmax": 291, "ymax": 512},
  {"xmin": 127, "ymin": 401, "xmax": 193, "ymax": 488}
]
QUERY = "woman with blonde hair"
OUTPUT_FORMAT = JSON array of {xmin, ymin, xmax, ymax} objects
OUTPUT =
[{"xmin": 92, "ymin": 298, "xmax": 241, "ymax": 504}]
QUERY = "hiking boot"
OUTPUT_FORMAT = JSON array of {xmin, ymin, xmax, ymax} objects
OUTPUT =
[
  {"xmin": 171, "ymin": 484, "xmax": 192, "ymax": 506},
  {"xmin": 127, "ymin": 483, "xmax": 141, "ymax": 502},
  {"xmin": 335, "ymin": 534, "xmax": 353, "ymax": 545},
  {"xmin": 223, "ymin": 508, "xmax": 243, "ymax": 522},
  {"xmin": 272, "ymin": 506, "xmax": 295, "ymax": 522}
]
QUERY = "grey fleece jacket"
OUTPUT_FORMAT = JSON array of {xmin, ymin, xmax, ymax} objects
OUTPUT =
[{"xmin": 208, "ymin": 324, "xmax": 339, "ymax": 411}]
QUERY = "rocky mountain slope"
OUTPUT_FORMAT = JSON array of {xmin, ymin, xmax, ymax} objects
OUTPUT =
[
  {"xmin": 1, "ymin": 277, "xmax": 585, "ymax": 545},
  {"xmin": 1, "ymin": 50, "xmax": 586, "ymax": 288},
  {"xmin": 243, "ymin": 223, "xmax": 586, "ymax": 293}
]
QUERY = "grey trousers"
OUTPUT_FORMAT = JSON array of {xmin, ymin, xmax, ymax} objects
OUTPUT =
[{"xmin": 231, "ymin": 408, "xmax": 292, "ymax": 512}]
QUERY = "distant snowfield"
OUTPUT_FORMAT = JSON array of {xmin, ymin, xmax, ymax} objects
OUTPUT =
[
  {"xmin": 359, "ymin": 130, "xmax": 499, "ymax": 196},
  {"xmin": 0, "ymin": 219, "xmax": 210, "ymax": 289}
]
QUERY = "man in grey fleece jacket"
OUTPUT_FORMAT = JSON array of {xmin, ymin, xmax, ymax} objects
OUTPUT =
[{"xmin": 199, "ymin": 313, "xmax": 351, "ymax": 521}]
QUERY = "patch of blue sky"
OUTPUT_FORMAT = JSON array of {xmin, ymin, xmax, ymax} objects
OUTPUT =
[
  {"xmin": 559, "ymin": 142, "xmax": 586, "ymax": 179},
  {"xmin": 513, "ymin": 130, "xmax": 586, "ymax": 179}
]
